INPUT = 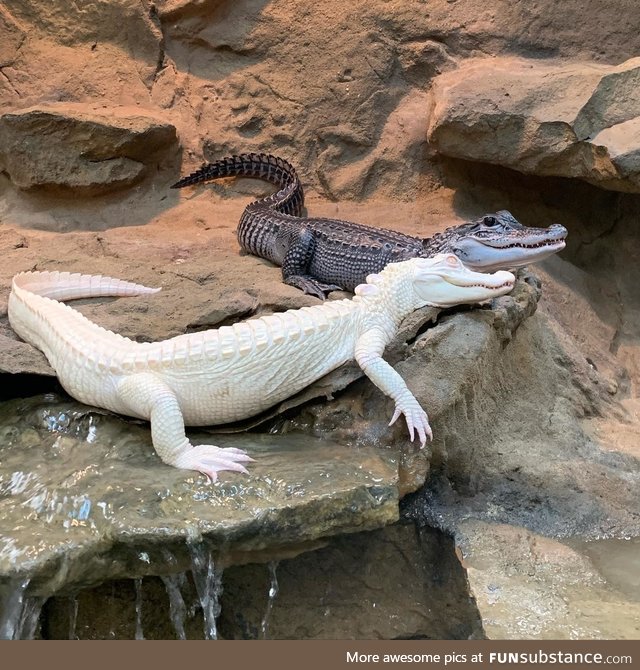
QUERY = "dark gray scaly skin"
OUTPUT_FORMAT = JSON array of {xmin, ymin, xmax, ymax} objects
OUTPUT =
[{"xmin": 171, "ymin": 154, "xmax": 568, "ymax": 299}]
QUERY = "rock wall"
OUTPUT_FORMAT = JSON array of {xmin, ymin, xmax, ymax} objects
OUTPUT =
[{"xmin": 0, "ymin": 0, "xmax": 639, "ymax": 640}]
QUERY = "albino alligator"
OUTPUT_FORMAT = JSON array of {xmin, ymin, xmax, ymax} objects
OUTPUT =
[
  {"xmin": 171, "ymin": 153, "xmax": 567, "ymax": 299},
  {"xmin": 8, "ymin": 255, "xmax": 514, "ymax": 482}
]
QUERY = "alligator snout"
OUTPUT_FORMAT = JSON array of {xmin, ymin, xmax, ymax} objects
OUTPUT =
[{"xmin": 549, "ymin": 223, "xmax": 568, "ymax": 238}]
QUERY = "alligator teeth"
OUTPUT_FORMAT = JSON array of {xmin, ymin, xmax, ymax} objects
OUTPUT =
[
  {"xmin": 464, "ymin": 281, "xmax": 514, "ymax": 289},
  {"xmin": 496, "ymin": 240, "xmax": 565, "ymax": 249}
]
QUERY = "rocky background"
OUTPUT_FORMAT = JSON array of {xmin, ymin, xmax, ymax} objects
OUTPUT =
[{"xmin": 0, "ymin": 0, "xmax": 639, "ymax": 639}]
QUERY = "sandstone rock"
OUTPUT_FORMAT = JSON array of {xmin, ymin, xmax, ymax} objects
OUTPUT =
[
  {"xmin": 428, "ymin": 57, "xmax": 640, "ymax": 193},
  {"xmin": 0, "ymin": 6, "xmax": 26, "ymax": 68},
  {"xmin": 535, "ymin": 256, "xmax": 625, "ymax": 393},
  {"xmin": 0, "ymin": 105, "xmax": 178, "ymax": 195},
  {"xmin": 1, "ymin": 0, "xmax": 162, "ymax": 58},
  {"xmin": 455, "ymin": 521, "xmax": 640, "ymax": 639},
  {"xmin": 0, "ymin": 2, "xmax": 163, "ymax": 109}
]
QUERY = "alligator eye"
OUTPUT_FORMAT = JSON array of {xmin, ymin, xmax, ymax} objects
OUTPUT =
[{"xmin": 483, "ymin": 216, "xmax": 498, "ymax": 227}]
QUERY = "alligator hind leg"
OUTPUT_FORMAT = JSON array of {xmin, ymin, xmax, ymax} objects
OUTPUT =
[
  {"xmin": 117, "ymin": 373, "xmax": 253, "ymax": 483},
  {"xmin": 281, "ymin": 228, "xmax": 342, "ymax": 299}
]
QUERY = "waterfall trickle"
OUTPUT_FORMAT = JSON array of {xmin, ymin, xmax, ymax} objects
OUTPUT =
[
  {"xmin": 0, "ymin": 578, "xmax": 45, "ymax": 639},
  {"xmin": 68, "ymin": 596, "xmax": 79, "ymax": 640},
  {"xmin": 161, "ymin": 573, "xmax": 188, "ymax": 640},
  {"xmin": 134, "ymin": 578, "xmax": 144, "ymax": 640},
  {"xmin": 189, "ymin": 543, "xmax": 224, "ymax": 640},
  {"xmin": 260, "ymin": 561, "xmax": 280, "ymax": 639}
]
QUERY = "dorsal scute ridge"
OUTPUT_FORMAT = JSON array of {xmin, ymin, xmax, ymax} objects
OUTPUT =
[
  {"xmin": 143, "ymin": 297, "xmax": 359, "ymax": 367},
  {"xmin": 12, "ymin": 270, "xmax": 361, "ymax": 372}
]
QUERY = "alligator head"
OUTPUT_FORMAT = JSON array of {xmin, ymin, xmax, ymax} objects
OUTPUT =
[
  {"xmin": 409, "ymin": 253, "xmax": 515, "ymax": 307},
  {"xmin": 436, "ymin": 210, "xmax": 567, "ymax": 272}
]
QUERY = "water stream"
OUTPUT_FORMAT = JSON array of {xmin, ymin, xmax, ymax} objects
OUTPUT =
[
  {"xmin": 0, "ymin": 578, "xmax": 47, "ymax": 639},
  {"xmin": 161, "ymin": 573, "xmax": 188, "ymax": 640},
  {"xmin": 19, "ymin": 596, "xmax": 46, "ymax": 639},
  {"xmin": 260, "ymin": 561, "xmax": 280, "ymax": 639},
  {"xmin": 0, "ymin": 578, "xmax": 29, "ymax": 640},
  {"xmin": 68, "ymin": 596, "xmax": 78, "ymax": 640},
  {"xmin": 189, "ymin": 543, "xmax": 224, "ymax": 640},
  {"xmin": 134, "ymin": 578, "xmax": 144, "ymax": 640}
]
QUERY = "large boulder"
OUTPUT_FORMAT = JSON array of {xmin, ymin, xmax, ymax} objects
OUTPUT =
[
  {"xmin": 454, "ymin": 521, "xmax": 640, "ymax": 640},
  {"xmin": 0, "ymin": 105, "xmax": 178, "ymax": 195},
  {"xmin": 427, "ymin": 57, "xmax": 640, "ymax": 193}
]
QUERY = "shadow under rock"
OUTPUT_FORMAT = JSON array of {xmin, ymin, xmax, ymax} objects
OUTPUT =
[{"xmin": 0, "ymin": 160, "xmax": 185, "ymax": 233}]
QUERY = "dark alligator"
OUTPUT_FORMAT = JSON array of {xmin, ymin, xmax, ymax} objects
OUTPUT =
[{"xmin": 171, "ymin": 153, "xmax": 567, "ymax": 299}]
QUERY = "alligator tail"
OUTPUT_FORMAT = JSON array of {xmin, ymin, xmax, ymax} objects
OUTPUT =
[
  {"xmin": 171, "ymin": 153, "xmax": 305, "ymax": 216},
  {"xmin": 11, "ymin": 271, "xmax": 161, "ymax": 302}
]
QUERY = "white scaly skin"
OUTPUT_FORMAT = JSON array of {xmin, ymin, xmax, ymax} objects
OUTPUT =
[{"xmin": 8, "ymin": 255, "xmax": 515, "ymax": 482}]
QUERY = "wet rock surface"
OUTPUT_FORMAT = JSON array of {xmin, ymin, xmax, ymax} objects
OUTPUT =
[
  {"xmin": 0, "ymin": 0, "xmax": 639, "ymax": 642},
  {"xmin": 0, "ymin": 395, "xmax": 399, "ymax": 597},
  {"xmin": 428, "ymin": 57, "xmax": 640, "ymax": 193},
  {"xmin": 454, "ymin": 521, "xmax": 640, "ymax": 640}
]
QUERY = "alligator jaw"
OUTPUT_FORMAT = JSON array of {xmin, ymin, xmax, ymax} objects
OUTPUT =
[
  {"xmin": 453, "ymin": 235, "xmax": 567, "ymax": 272},
  {"xmin": 412, "ymin": 256, "xmax": 515, "ymax": 307}
]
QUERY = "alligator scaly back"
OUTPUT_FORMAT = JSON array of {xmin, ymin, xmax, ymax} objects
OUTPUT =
[{"xmin": 172, "ymin": 153, "xmax": 423, "ymax": 297}]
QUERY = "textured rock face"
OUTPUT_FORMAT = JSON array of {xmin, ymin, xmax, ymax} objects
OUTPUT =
[
  {"xmin": 0, "ymin": 106, "xmax": 178, "ymax": 195},
  {"xmin": 0, "ymin": 6, "xmax": 25, "ymax": 68},
  {"xmin": 455, "ymin": 522, "xmax": 640, "ymax": 640},
  {"xmin": 428, "ymin": 57, "xmax": 640, "ymax": 193},
  {"xmin": 0, "ymin": 0, "xmax": 639, "ymax": 642},
  {"xmin": 403, "ymin": 306, "xmax": 640, "ymax": 542},
  {"xmin": 42, "ymin": 525, "xmax": 481, "ymax": 640}
]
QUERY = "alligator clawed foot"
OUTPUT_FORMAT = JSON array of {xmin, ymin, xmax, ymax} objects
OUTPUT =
[
  {"xmin": 175, "ymin": 444, "xmax": 255, "ymax": 484},
  {"xmin": 304, "ymin": 283, "xmax": 343, "ymax": 300},
  {"xmin": 389, "ymin": 402, "xmax": 433, "ymax": 448},
  {"xmin": 285, "ymin": 275, "xmax": 343, "ymax": 300}
]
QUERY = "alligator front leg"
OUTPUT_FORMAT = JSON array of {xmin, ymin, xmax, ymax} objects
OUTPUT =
[
  {"xmin": 117, "ymin": 373, "xmax": 253, "ymax": 483},
  {"xmin": 281, "ymin": 228, "xmax": 342, "ymax": 299},
  {"xmin": 355, "ymin": 328, "xmax": 433, "ymax": 446}
]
